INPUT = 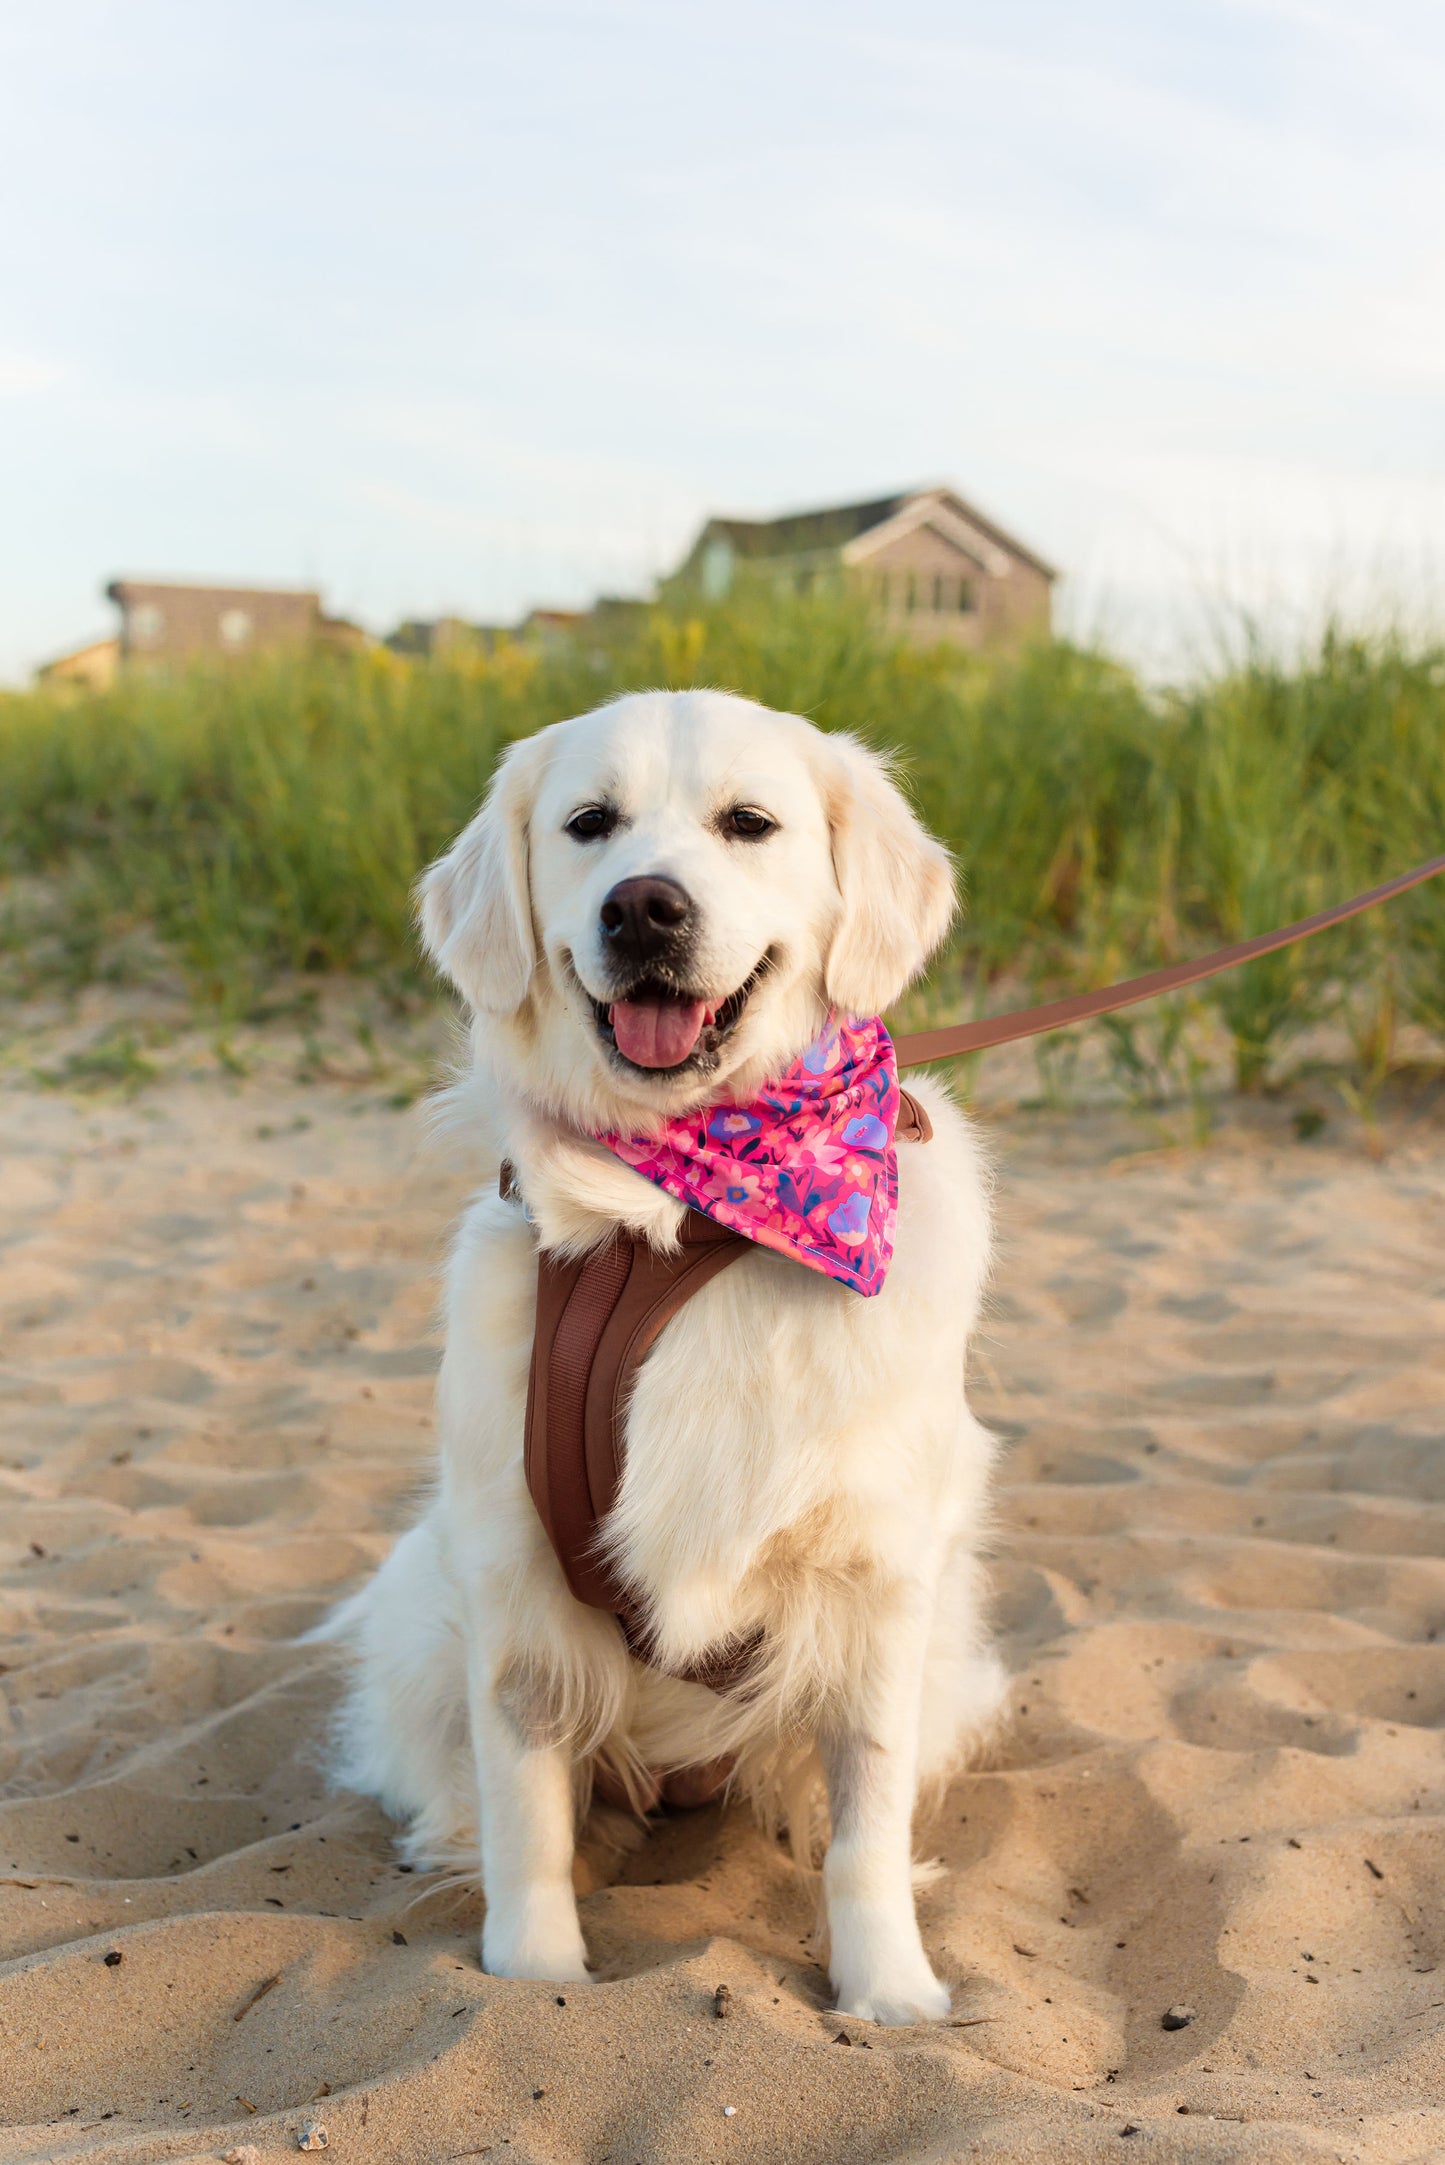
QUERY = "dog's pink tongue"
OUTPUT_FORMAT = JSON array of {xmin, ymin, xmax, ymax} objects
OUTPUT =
[{"xmin": 610, "ymin": 996, "xmax": 709, "ymax": 1069}]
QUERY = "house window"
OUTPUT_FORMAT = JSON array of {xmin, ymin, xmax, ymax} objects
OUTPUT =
[
  {"xmin": 958, "ymin": 582, "xmax": 976, "ymax": 613},
  {"xmin": 876, "ymin": 572, "xmax": 890, "ymax": 608},
  {"xmin": 130, "ymin": 604, "xmax": 163, "ymax": 645},
  {"xmin": 219, "ymin": 608, "xmax": 253, "ymax": 648},
  {"xmin": 700, "ymin": 538, "xmax": 734, "ymax": 601},
  {"xmin": 904, "ymin": 574, "xmax": 917, "ymax": 613},
  {"xmin": 932, "ymin": 574, "xmax": 944, "ymax": 612}
]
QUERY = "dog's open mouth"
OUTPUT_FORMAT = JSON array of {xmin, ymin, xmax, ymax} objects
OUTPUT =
[{"xmin": 592, "ymin": 959, "xmax": 769, "ymax": 1072}]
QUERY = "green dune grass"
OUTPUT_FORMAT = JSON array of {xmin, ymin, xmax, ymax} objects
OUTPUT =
[{"xmin": 2, "ymin": 594, "xmax": 1442, "ymax": 1095}]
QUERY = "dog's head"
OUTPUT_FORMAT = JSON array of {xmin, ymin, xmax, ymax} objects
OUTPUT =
[{"xmin": 419, "ymin": 690, "xmax": 954, "ymax": 1128}]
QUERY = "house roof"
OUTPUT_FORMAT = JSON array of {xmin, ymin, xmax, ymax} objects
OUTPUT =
[
  {"xmin": 37, "ymin": 636, "xmax": 120, "ymax": 677},
  {"xmin": 105, "ymin": 577, "xmax": 321, "ymax": 606},
  {"xmin": 701, "ymin": 492, "xmax": 913, "ymax": 561},
  {"xmin": 697, "ymin": 485, "xmax": 1056, "ymax": 581}
]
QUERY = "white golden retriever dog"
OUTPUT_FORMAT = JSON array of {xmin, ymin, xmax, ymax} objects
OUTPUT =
[{"xmin": 322, "ymin": 688, "xmax": 1004, "ymax": 2025}]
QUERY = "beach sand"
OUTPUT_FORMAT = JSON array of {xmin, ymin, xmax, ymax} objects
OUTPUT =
[{"xmin": 3, "ymin": 1067, "xmax": 1444, "ymax": 2163}]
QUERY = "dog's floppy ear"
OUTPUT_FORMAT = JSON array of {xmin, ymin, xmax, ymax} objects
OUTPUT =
[
  {"xmin": 417, "ymin": 733, "xmax": 546, "ymax": 1013},
  {"xmin": 818, "ymin": 732, "xmax": 956, "ymax": 1015}
]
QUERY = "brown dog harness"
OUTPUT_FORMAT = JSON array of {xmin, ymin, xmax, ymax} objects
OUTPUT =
[{"xmin": 508, "ymin": 1088, "xmax": 933, "ymax": 1694}]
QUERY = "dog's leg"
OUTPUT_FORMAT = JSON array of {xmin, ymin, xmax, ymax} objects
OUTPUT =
[
  {"xmin": 819, "ymin": 1587, "xmax": 951, "ymax": 2026},
  {"xmin": 465, "ymin": 1647, "xmax": 589, "ymax": 1984}
]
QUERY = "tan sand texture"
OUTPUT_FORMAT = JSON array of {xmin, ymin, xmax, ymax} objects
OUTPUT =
[{"xmin": 2, "ymin": 1077, "xmax": 1444, "ymax": 2162}]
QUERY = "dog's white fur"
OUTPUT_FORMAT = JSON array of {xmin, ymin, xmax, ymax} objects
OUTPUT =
[{"xmin": 320, "ymin": 690, "xmax": 1005, "ymax": 2025}]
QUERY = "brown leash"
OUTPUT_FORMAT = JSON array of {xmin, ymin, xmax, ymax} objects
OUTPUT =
[{"xmin": 891, "ymin": 853, "xmax": 1445, "ymax": 1069}]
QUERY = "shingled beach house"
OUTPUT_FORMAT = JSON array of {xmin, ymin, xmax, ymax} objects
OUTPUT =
[{"xmin": 667, "ymin": 485, "xmax": 1055, "ymax": 650}]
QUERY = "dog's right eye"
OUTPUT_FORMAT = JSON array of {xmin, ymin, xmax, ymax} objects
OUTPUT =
[{"xmin": 565, "ymin": 805, "xmax": 616, "ymax": 841}]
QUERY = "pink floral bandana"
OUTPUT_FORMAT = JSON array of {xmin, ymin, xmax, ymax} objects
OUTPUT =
[{"xmin": 599, "ymin": 1015, "xmax": 901, "ymax": 1297}]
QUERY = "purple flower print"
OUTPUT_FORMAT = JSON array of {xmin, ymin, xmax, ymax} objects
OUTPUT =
[
  {"xmin": 800, "ymin": 1023, "xmax": 840, "ymax": 1076},
  {"xmin": 826, "ymin": 1190, "xmax": 873, "ymax": 1245},
  {"xmin": 840, "ymin": 1113, "xmax": 888, "ymax": 1150},
  {"xmin": 708, "ymin": 1107, "xmax": 762, "ymax": 1142}
]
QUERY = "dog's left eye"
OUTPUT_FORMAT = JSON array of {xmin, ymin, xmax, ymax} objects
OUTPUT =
[
  {"xmin": 566, "ymin": 805, "xmax": 616, "ymax": 841},
  {"xmin": 723, "ymin": 805, "xmax": 775, "ymax": 840}
]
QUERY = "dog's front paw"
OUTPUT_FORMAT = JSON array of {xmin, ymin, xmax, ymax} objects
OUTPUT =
[
  {"xmin": 520, "ymin": 1134, "xmax": 685, "ymax": 1258},
  {"xmin": 828, "ymin": 1896, "xmax": 954, "ymax": 2025},
  {"xmin": 481, "ymin": 1891, "xmax": 591, "ymax": 1984},
  {"xmin": 832, "ymin": 1953, "xmax": 952, "ymax": 2027}
]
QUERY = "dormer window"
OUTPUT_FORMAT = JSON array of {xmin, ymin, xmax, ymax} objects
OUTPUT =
[{"xmin": 700, "ymin": 538, "xmax": 734, "ymax": 601}]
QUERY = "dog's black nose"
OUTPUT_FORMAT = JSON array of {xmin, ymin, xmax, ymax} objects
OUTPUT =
[{"xmin": 599, "ymin": 875, "xmax": 693, "ymax": 961}]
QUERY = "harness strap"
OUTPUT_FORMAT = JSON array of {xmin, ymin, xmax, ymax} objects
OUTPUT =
[
  {"xmin": 526, "ymin": 1210, "xmax": 755, "ymax": 1689},
  {"xmin": 509, "ymin": 1085, "xmax": 932, "ymax": 1692}
]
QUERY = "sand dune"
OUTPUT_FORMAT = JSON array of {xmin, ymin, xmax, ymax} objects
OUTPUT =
[{"xmin": 3, "ymin": 1073, "xmax": 1444, "ymax": 2162}]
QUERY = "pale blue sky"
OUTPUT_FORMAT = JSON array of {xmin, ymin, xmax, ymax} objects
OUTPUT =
[{"xmin": 2, "ymin": 0, "xmax": 1442, "ymax": 679}]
